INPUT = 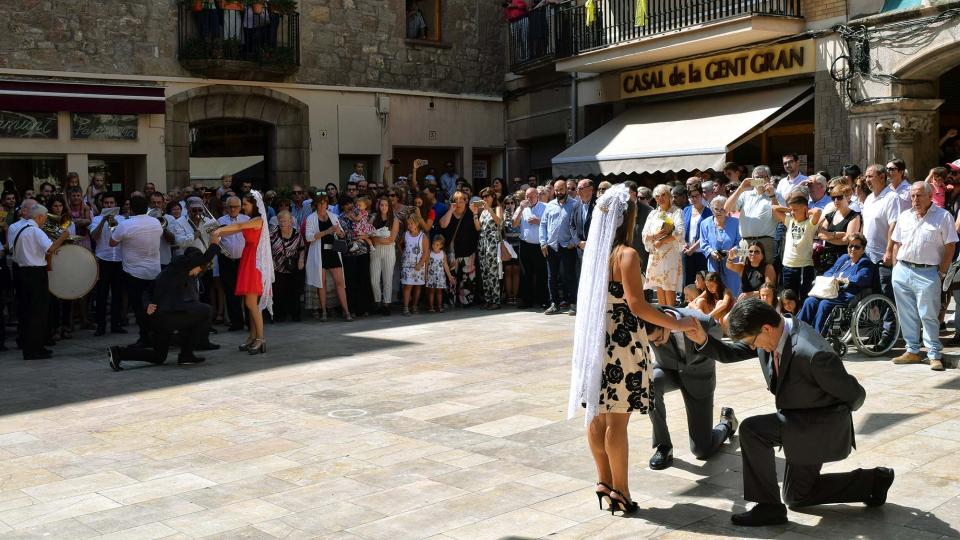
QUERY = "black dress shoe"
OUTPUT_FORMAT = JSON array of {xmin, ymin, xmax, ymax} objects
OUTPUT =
[
  {"xmin": 111, "ymin": 327, "xmax": 128, "ymax": 334},
  {"xmin": 38, "ymin": 348, "xmax": 53, "ymax": 355},
  {"xmin": 108, "ymin": 346, "xmax": 123, "ymax": 372},
  {"xmin": 721, "ymin": 407, "xmax": 739, "ymax": 438},
  {"xmin": 731, "ymin": 503, "xmax": 788, "ymax": 526},
  {"xmin": 194, "ymin": 341, "xmax": 220, "ymax": 351},
  {"xmin": 177, "ymin": 355, "xmax": 205, "ymax": 365},
  {"xmin": 24, "ymin": 351, "xmax": 53, "ymax": 360},
  {"xmin": 649, "ymin": 445, "xmax": 674, "ymax": 470},
  {"xmin": 866, "ymin": 467, "xmax": 895, "ymax": 507},
  {"xmin": 94, "ymin": 327, "xmax": 106, "ymax": 337}
]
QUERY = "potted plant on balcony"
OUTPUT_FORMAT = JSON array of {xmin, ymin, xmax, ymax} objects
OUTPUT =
[
  {"xmin": 218, "ymin": 0, "xmax": 243, "ymax": 10},
  {"xmin": 268, "ymin": 0, "xmax": 297, "ymax": 14}
]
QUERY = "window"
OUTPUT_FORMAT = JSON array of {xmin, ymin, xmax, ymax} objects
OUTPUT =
[{"xmin": 406, "ymin": 0, "xmax": 442, "ymax": 41}]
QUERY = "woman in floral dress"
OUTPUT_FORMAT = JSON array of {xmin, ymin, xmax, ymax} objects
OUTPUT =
[
  {"xmin": 642, "ymin": 184, "xmax": 685, "ymax": 306},
  {"xmin": 474, "ymin": 187, "xmax": 503, "ymax": 310}
]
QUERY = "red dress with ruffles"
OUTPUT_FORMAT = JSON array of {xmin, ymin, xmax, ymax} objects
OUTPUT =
[{"xmin": 235, "ymin": 227, "xmax": 263, "ymax": 295}]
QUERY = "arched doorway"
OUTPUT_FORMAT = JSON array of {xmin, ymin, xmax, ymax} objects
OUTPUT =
[{"xmin": 165, "ymin": 85, "xmax": 308, "ymax": 189}]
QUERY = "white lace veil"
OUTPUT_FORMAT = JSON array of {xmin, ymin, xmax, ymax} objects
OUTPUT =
[
  {"xmin": 567, "ymin": 183, "xmax": 631, "ymax": 426},
  {"xmin": 252, "ymin": 190, "xmax": 275, "ymax": 315}
]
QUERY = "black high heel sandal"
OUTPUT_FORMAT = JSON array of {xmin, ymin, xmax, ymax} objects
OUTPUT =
[
  {"xmin": 595, "ymin": 482, "xmax": 613, "ymax": 510},
  {"xmin": 239, "ymin": 337, "xmax": 255, "ymax": 351},
  {"xmin": 247, "ymin": 338, "xmax": 266, "ymax": 355},
  {"xmin": 609, "ymin": 489, "xmax": 639, "ymax": 515}
]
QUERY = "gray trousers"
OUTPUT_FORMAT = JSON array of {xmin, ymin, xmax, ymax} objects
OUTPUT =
[
  {"xmin": 739, "ymin": 412, "xmax": 876, "ymax": 506},
  {"xmin": 649, "ymin": 367, "xmax": 729, "ymax": 460}
]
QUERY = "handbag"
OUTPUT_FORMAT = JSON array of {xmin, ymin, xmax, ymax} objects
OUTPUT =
[
  {"xmin": 809, "ymin": 275, "xmax": 840, "ymax": 299},
  {"xmin": 331, "ymin": 235, "xmax": 349, "ymax": 254},
  {"xmin": 500, "ymin": 239, "xmax": 517, "ymax": 261}
]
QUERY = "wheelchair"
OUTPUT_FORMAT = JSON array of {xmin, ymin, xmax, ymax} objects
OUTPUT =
[{"xmin": 820, "ymin": 289, "xmax": 899, "ymax": 357}]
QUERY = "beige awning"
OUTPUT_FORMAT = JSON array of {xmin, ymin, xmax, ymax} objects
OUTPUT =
[
  {"xmin": 189, "ymin": 156, "xmax": 264, "ymax": 180},
  {"xmin": 552, "ymin": 84, "xmax": 812, "ymax": 176}
]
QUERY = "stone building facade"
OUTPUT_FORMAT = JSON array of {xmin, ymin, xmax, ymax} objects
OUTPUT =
[{"xmin": 0, "ymin": 0, "xmax": 507, "ymax": 192}]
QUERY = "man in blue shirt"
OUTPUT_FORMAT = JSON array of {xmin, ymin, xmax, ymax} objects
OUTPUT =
[
  {"xmin": 539, "ymin": 179, "xmax": 580, "ymax": 315},
  {"xmin": 440, "ymin": 162, "xmax": 459, "ymax": 203},
  {"xmin": 513, "ymin": 187, "xmax": 548, "ymax": 308}
]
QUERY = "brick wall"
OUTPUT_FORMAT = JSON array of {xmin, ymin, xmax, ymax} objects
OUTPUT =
[
  {"xmin": 0, "ymin": 0, "xmax": 505, "ymax": 96},
  {"xmin": 805, "ymin": 0, "xmax": 847, "ymax": 21}
]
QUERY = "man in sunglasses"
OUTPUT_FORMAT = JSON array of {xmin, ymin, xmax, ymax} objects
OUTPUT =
[
  {"xmin": 684, "ymin": 298, "xmax": 893, "ymax": 527},
  {"xmin": 290, "ymin": 184, "xmax": 310, "ymax": 225},
  {"xmin": 886, "ymin": 159, "xmax": 910, "ymax": 212}
]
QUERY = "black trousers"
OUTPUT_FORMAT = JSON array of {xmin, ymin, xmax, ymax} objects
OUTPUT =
[
  {"xmin": 96, "ymin": 259, "xmax": 124, "ymax": 331},
  {"xmin": 218, "ymin": 254, "xmax": 245, "ymax": 328},
  {"xmin": 519, "ymin": 242, "xmax": 547, "ymax": 307},
  {"xmin": 123, "ymin": 272, "xmax": 154, "ymax": 346},
  {"xmin": 115, "ymin": 305, "xmax": 212, "ymax": 363},
  {"xmin": 739, "ymin": 412, "xmax": 876, "ymax": 506},
  {"xmin": 650, "ymin": 367, "xmax": 729, "ymax": 460},
  {"xmin": 344, "ymin": 254, "xmax": 373, "ymax": 316},
  {"xmin": 273, "ymin": 270, "xmax": 304, "ymax": 321},
  {"xmin": 16, "ymin": 266, "xmax": 48, "ymax": 356},
  {"xmin": 546, "ymin": 246, "xmax": 577, "ymax": 305}
]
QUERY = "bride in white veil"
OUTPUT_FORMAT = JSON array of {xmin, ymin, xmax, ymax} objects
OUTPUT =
[{"xmin": 568, "ymin": 183, "xmax": 695, "ymax": 514}]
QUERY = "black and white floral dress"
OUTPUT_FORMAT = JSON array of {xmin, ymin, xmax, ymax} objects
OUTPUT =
[{"xmin": 600, "ymin": 280, "xmax": 653, "ymax": 414}]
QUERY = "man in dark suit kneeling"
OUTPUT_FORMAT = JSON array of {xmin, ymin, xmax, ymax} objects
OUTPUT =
[
  {"xmin": 108, "ymin": 239, "xmax": 222, "ymax": 371},
  {"xmin": 645, "ymin": 307, "xmax": 737, "ymax": 470},
  {"xmin": 685, "ymin": 298, "xmax": 894, "ymax": 526}
]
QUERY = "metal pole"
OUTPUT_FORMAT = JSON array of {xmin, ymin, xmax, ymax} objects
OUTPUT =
[{"xmin": 570, "ymin": 73, "xmax": 579, "ymax": 145}]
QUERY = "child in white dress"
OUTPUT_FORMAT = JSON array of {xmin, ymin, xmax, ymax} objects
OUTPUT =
[
  {"xmin": 425, "ymin": 234, "xmax": 455, "ymax": 313},
  {"xmin": 400, "ymin": 214, "xmax": 429, "ymax": 315}
]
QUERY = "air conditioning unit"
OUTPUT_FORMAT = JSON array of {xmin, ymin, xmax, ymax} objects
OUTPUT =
[{"xmin": 377, "ymin": 95, "xmax": 390, "ymax": 114}]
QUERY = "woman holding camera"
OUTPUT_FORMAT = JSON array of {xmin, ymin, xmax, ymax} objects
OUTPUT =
[
  {"xmin": 474, "ymin": 187, "xmax": 504, "ymax": 310},
  {"xmin": 439, "ymin": 191, "xmax": 479, "ymax": 307}
]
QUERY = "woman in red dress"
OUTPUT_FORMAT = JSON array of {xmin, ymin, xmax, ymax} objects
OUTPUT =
[{"xmin": 212, "ymin": 192, "xmax": 274, "ymax": 354}]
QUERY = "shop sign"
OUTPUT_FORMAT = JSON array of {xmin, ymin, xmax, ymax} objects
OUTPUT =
[
  {"xmin": 620, "ymin": 39, "xmax": 815, "ymax": 99},
  {"xmin": 472, "ymin": 160, "xmax": 488, "ymax": 179},
  {"xmin": 0, "ymin": 110, "xmax": 58, "ymax": 139},
  {"xmin": 71, "ymin": 113, "xmax": 138, "ymax": 140}
]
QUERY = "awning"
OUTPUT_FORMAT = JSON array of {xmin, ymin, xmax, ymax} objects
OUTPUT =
[
  {"xmin": 552, "ymin": 84, "xmax": 813, "ymax": 176},
  {"xmin": 189, "ymin": 156, "xmax": 264, "ymax": 180},
  {"xmin": 0, "ymin": 80, "xmax": 166, "ymax": 114}
]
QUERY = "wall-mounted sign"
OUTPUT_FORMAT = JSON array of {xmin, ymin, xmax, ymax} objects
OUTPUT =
[
  {"xmin": 620, "ymin": 39, "xmax": 815, "ymax": 99},
  {"xmin": 472, "ymin": 160, "xmax": 488, "ymax": 179},
  {"xmin": 71, "ymin": 113, "xmax": 138, "ymax": 140},
  {"xmin": 0, "ymin": 110, "xmax": 58, "ymax": 139}
]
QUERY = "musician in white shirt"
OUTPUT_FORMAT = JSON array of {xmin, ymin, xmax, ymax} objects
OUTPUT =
[
  {"xmin": 149, "ymin": 192, "xmax": 177, "ymax": 267},
  {"xmin": 90, "ymin": 193, "xmax": 125, "ymax": 336},
  {"xmin": 110, "ymin": 195, "xmax": 162, "ymax": 348},
  {"xmin": 12, "ymin": 204, "xmax": 69, "ymax": 359}
]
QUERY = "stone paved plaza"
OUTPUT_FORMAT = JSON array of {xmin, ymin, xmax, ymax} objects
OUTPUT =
[{"xmin": 0, "ymin": 310, "xmax": 959, "ymax": 539}]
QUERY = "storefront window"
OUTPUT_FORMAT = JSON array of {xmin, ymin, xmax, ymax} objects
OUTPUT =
[{"xmin": 0, "ymin": 156, "xmax": 66, "ymax": 195}]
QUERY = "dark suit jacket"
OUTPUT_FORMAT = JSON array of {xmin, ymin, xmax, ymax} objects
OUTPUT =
[
  {"xmin": 651, "ymin": 308, "xmax": 722, "ymax": 400},
  {"xmin": 150, "ymin": 245, "xmax": 220, "ymax": 313},
  {"xmin": 633, "ymin": 202, "xmax": 653, "ymax": 269},
  {"xmin": 698, "ymin": 316, "xmax": 866, "ymax": 465},
  {"xmin": 571, "ymin": 195, "xmax": 595, "ymax": 243}
]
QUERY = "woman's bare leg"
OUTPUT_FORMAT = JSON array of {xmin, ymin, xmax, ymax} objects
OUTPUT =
[
  {"xmin": 332, "ymin": 268, "xmax": 350, "ymax": 316},
  {"xmin": 588, "ymin": 414, "xmax": 613, "ymax": 487},
  {"xmin": 605, "ymin": 412, "xmax": 633, "ymax": 500}
]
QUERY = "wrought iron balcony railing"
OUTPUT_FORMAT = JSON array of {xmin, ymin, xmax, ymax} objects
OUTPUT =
[
  {"xmin": 508, "ymin": 0, "xmax": 802, "ymax": 71},
  {"xmin": 177, "ymin": 2, "xmax": 301, "ymax": 79}
]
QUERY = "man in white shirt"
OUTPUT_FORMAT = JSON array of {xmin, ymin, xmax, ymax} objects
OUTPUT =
[
  {"xmin": 724, "ymin": 166, "xmax": 778, "ymax": 262},
  {"xmin": 12, "ymin": 204, "xmax": 69, "ymax": 359},
  {"xmin": 111, "ymin": 195, "xmax": 162, "ymax": 348},
  {"xmin": 775, "ymin": 153, "xmax": 808, "ymax": 204},
  {"xmin": 886, "ymin": 159, "xmax": 911, "ymax": 213},
  {"xmin": 6, "ymin": 198, "xmax": 37, "ymax": 350},
  {"xmin": 890, "ymin": 181, "xmax": 958, "ymax": 371},
  {"xmin": 90, "ymin": 193, "xmax": 126, "ymax": 336},
  {"xmin": 217, "ymin": 196, "xmax": 250, "ymax": 330},
  {"xmin": 860, "ymin": 164, "xmax": 900, "ymax": 300},
  {"xmin": 149, "ymin": 192, "xmax": 177, "ymax": 267},
  {"xmin": 512, "ymin": 187, "xmax": 547, "ymax": 309}
]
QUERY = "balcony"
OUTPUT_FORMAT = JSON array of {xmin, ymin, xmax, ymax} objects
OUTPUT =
[
  {"xmin": 177, "ymin": 2, "xmax": 300, "ymax": 81},
  {"xmin": 508, "ymin": 0, "xmax": 804, "ymax": 74}
]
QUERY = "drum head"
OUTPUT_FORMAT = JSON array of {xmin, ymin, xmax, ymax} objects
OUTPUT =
[{"xmin": 48, "ymin": 244, "xmax": 99, "ymax": 299}]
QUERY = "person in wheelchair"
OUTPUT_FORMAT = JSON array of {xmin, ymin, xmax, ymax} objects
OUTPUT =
[{"xmin": 798, "ymin": 232, "xmax": 874, "ymax": 334}]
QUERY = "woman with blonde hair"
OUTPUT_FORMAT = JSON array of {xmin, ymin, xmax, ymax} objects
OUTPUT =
[{"xmin": 642, "ymin": 184, "xmax": 685, "ymax": 306}]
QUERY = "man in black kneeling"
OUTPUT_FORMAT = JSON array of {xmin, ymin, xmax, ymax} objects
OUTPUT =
[{"xmin": 109, "ymin": 239, "xmax": 221, "ymax": 370}]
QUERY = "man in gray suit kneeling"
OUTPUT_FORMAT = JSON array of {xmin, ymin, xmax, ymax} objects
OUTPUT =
[
  {"xmin": 645, "ymin": 307, "xmax": 738, "ymax": 470},
  {"xmin": 685, "ymin": 298, "xmax": 895, "ymax": 526}
]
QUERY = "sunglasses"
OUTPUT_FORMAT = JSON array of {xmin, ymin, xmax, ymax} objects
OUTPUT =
[
  {"xmin": 886, "ymin": 167, "xmax": 900, "ymax": 172},
  {"xmin": 748, "ymin": 250, "xmax": 761, "ymax": 255},
  {"xmin": 292, "ymin": 190, "xmax": 304, "ymax": 194},
  {"xmin": 831, "ymin": 195, "xmax": 844, "ymax": 201},
  {"xmin": 848, "ymin": 244, "xmax": 864, "ymax": 249}
]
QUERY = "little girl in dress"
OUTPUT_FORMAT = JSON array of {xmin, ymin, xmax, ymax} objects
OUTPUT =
[
  {"xmin": 425, "ymin": 234, "xmax": 455, "ymax": 313},
  {"xmin": 400, "ymin": 213, "xmax": 429, "ymax": 316}
]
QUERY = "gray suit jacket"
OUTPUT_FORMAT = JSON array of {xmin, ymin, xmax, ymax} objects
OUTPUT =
[
  {"xmin": 651, "ymin": 308, "xmax": 722, "ymax": 400},
  {"xmin": 698, "ymin": 316, "xmax": 866, "ymax": 465}
]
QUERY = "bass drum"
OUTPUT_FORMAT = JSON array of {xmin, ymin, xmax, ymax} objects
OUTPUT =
[{"xmin": 48, "ymin": 244, "xmax": 99, "ymax": 300}]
